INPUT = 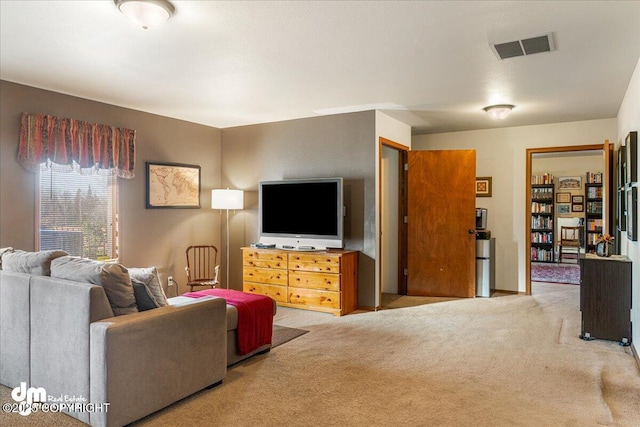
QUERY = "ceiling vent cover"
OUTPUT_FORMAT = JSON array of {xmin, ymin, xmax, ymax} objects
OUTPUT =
[{"xmin": 491, "ymin": 33, "xmax": 555, "ymax": 60}]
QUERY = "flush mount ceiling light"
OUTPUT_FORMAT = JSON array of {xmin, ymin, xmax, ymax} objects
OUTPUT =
[
  {"xmin": 115, "ymin": 0, "xmax": 174, "ymax": 29},
  {"xmin": 483, "ymin": 104, "xmax": 515, "ymax": 120}
]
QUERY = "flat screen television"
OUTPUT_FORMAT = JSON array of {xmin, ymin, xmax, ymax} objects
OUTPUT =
[{"xmin": 259, "ymin": 177, "xmax": 344, "ymax": 250}]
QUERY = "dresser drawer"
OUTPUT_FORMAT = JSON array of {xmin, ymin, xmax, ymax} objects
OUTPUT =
[
  {"xmin": 243, "ymin": 249, "xmax": 288, "ymax": 269},
  {"xmin": 243, "ymin": 267, "xmax": 287, "ymax": 286},
  {"xmin": 243, "ymin": 283, "xmax": 287, "ymax": 303},
  {"xmin": 289, "ymin": 253, "xmax": 341, "ymax": 273},
  {"xmin": 288, "ymin": 287, "xmax": 340, "ymax": 309},
  {"xmin": 289, "ymin": 271, "xmax": 340, "ymax": 291}
]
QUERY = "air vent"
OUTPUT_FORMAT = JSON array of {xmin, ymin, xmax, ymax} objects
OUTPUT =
[{"xmin": 491, "ymin": 33, "xmax": 555, "ymax": 60}]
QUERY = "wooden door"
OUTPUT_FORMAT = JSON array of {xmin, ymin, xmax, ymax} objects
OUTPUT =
[{"xmin": 407, "ymin": 150, "xmax": 476, "ymax": 297}]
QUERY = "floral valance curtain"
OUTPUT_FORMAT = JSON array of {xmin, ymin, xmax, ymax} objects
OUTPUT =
[{"xmin": 17, "ymin": 112, "xmax": 136, "ymax": 179}]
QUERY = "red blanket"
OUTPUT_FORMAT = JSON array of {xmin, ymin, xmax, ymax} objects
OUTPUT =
[{"xmin": 183, "ymin": 289, "xmax": 273, "ymax": 355}]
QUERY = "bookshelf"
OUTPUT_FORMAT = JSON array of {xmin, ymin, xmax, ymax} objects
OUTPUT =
[
  {"xmin": 584, "ymin": 172, "xmax": 603, "ymax": 253},
  {"xmin": 531, "ymin": 175, "xmax": 554, "ymax": 263}
]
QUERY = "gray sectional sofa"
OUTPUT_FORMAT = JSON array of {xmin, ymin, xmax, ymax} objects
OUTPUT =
[{"xmin": 0, "ymin": 249, "xmax": 275, "ymax": 427}]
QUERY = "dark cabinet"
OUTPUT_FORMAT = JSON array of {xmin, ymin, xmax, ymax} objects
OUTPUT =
[{"xmin": 579, "ymin": 254, "xmax": 632, "ymax": 344}]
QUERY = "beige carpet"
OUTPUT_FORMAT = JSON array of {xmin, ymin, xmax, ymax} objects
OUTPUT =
[{"xmin": 2, "ymin": 283, "xmax": 639, "ymax": 426}]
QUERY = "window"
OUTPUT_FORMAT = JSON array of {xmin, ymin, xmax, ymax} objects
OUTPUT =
[{"xmin": 38, "ymin": 166, "xmax": 118, "ymax": 261}]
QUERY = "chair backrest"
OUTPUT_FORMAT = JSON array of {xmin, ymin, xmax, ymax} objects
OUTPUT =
[
  {"xmin": 560, "ymin": 226, "xmax": 582, "ymax": 245},
  {"xmin": 185, "ymin": 245, "xmax": 218, "ymax": 283}
]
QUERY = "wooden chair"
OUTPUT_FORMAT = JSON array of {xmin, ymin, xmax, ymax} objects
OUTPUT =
[
  {"xmin": 185, "ymin": 245, "xmax": 220, "ymax": 292},
  {"xmin": 558, "ymin": 226, "xmax": 582, "ymax": 264}
]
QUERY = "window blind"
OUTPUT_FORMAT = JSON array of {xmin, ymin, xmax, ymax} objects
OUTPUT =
[{"xmin": 39, "ymin": 166, "xmax": 118, "ymax": 260}]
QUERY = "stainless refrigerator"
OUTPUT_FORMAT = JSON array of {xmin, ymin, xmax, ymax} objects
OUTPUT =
[{"xmin": 476, "ymin": 238, "xmax": 495, "ymax": 297}]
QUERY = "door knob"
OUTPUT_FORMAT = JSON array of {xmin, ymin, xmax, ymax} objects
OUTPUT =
[{"xmin": 468, "ymin": 229, "xmax": 475, "ymax": 234}]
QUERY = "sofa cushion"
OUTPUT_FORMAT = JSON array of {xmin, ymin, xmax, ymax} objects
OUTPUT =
[
  {"xmin": 50, "ymin": 256, "xmax": 138, "ymax": 316},
  {"xmin": 128, "ymin": 267, "xmax": 168, "ymax": 307},
  {"xmin": 131, "ymin": 278, "xmax": 161, "ymax": 311},
  {"xmin": 1, "ymin": 249, "xmax": 67, "ymax": 275},
  {"xmin": 0, "ymin": 247, "xmax": 14, "ymax": 269}
]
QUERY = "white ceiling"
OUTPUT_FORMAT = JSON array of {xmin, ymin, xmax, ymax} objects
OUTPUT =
[{"xmin": 1, "ymin": 1, "xmax": 639, "ymax": 135}]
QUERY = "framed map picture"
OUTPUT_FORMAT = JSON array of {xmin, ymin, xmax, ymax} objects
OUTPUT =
[{"xmin": 146, "ymin": 162, "xmax": 201, "ymax": 208}]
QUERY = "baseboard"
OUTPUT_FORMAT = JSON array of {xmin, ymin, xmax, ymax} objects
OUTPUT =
[
  {"xmin": 632, "ymin": 343, "xmax": 640, "ymax": 373},
  {"xmin": 492, "ymin": 289, "xmax": 522, "ymax": 295}
]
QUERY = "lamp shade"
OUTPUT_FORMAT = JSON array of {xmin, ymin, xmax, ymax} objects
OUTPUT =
[
  {"xmin": 483, "ymin": 104, "xmax": 515, "ymax": 120},
  {"xmin": 211, "ymin": 189, "xmax": 244, "ymax": 210},
  {"xmin": 116, "ymin": 0, "xmax": 174, "ymax": 29}
]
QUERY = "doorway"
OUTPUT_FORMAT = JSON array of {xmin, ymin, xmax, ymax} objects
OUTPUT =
[
  {"xmin": 526, "ymin": 142, "xmax": 611, "ymax": 294},
  {"xmin": 379, "ymin": 138, "xmax": 408, "ymax": 307},
  {"xmin": 379, "ymin": 138, "xmax": 477, "ymax": 307}
]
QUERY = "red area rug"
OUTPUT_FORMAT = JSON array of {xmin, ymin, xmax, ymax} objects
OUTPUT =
[{"xmin": 531, "ymin": 262, "xmax": 580, "ymax": 285}]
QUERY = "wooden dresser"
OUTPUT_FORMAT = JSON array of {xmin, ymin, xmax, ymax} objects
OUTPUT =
[{"xmin": 242, "ymin": 248, "xmax": 358, "ymax": 316}]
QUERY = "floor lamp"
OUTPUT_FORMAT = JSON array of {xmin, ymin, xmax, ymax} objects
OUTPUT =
[{"xmin": 211, "ymin": 189, "xmax": 244, "ymax": 289}]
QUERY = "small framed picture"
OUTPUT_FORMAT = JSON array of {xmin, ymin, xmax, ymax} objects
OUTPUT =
[
  {"xmin": 572, "ymin": 204, "xmax": 584, "ymax": 212},
  {"xmin": 572, "ymin": 195, "xmax": 584, "ymax": 204},
  {"xmin": 558, "ymin": 176, "xmax": 582, "ymax": 190},
  {"xmin": 475, "ymin": 177, "xmax": 492, "ymax": 197},
  {"xmin": 557, "ymin": 204, "xmax": 570, "ymax": 214},
  {"xmin": 626, "ymin": 131, "xmax": 637, "ymax": 184},
  {"xmin": 628, "ymin": 186, "xmax": 638, "ymax": 241},
  {"xmin": 556, "ymin": 192, "xmax": 571, "ymax": 203}
]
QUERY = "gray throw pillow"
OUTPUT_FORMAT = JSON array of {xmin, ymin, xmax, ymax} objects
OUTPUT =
[
  {"xmin": 50, "ymin": 256, "xmax": 138, "ymax": 316},
  {"xmin": 2, "ymin": 249, "xmax": 67, "ymax": 276},
  {"xmin": 131, "ymin": 278, "xmax": 160, "ymax": 311},
  {"xmin": 0, "ymin": 247, "xmax": 15, "ymax": 270},
  {"xmin": 128, "ymin": 266, "xmax": 168, "ymax": 307}
]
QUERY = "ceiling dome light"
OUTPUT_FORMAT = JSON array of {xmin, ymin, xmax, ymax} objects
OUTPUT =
[
  {"xmin": 483, "ymin": 104, "xmax": 515, "ymax": 120},
  {"xmin": 115, "ymin": 0, "xmax": 174, "ymax": 29}
]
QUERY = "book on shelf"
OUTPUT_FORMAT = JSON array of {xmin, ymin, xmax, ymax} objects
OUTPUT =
[
  {"xmin": 585, "ymin": 171, "xmax": 603, "ymax": 184},
  {"xmin": 531, "ymin": 232, "xmax": 553, "ymax": 243},
  {"xmin": 586, "ymin": 186, "xmax": 602, "ymax": 199},
  {"xmin": 586, "ymin": 233, "xmax": 602, "ymax": 245},
  {"xmin": 531, "ymin": 202, "xmax": 553, "ymax": 213},
  {"xmin": 531, "ymin": 187, "xmax": 553, "ymax": 200},
  {"xmin": 586, "ymin": 218, "xmax": 603, "ymax": 231},
  {"xmin": 531, "ymin": 246, "xmax": 553, "ymax": 262},
  {"xmin": 586, "ymin": 201, "xmax": 603, "ymax": 214},
  {"xmin": 531, "ymin": 173, "xmax": 554, "ymax": 185},
  {"xmin": 531, "ymin": 215, "xmax": 553, "ymax": 229}
]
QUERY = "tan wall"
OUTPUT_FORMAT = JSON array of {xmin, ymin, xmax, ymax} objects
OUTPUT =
[
  {"xmin": 221, "ymin": 111, "xmax": 377, "ymax": 307},
  {"xmin": 616, "ymin": 57, "xmax": 640, "ymax": 353},
  {"xmin": 0, "ymin": 81, "xmax": 222, "ymax": 296},
  {"xmin": 413, "ymin": 118, "xmax": 617, "ymax": 293}
]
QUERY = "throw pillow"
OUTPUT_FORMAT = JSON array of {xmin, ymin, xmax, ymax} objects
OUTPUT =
[
  {"xmin": 128, "ymin": 267, "xmax": 168, "ymax": 307},
  {"xmin": 1, "ymin": 249, "xmax": 67, "ymax": 276},
  {"xmin": 50, "ymin": 256, "xmax": 138, "ymax": 316},
  {"xmin": 131, "ymin": 278, "xmax": 160, "ymax": 311},
  {"xmin": 0, "ymin": 247, "xmax": 15, "ymax": 270}
]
